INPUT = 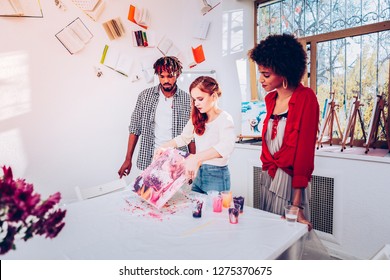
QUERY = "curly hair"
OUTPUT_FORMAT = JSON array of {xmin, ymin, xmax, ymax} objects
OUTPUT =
[
  {"xmin": 189, "ymin": 76, "xmax": 221, "ymax": 136},
  {"xmin": 153, "ymin": 56, "xmax": 183, "ymax": 76},
  {"xmin": 248, "ymin": 33, "xmax": 307, "ymax": 87}
]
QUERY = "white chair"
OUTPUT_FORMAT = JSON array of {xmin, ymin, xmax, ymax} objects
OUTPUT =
[{"xmin": 75, "ymin": 178, "xmax": 127, "ymax": 201}]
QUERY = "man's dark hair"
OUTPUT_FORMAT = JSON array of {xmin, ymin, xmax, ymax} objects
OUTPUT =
[{"xmin": 153, "ymin": 56, "xmax": 183, "ymax": 76}]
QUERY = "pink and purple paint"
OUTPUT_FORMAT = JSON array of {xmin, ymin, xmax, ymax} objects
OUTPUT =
[
  {"xmin": 192, "ymin": 200, "xmax": 203, "ymax": 218},
  {"xmin": 233, "ymin": 196, "xmax": 244, "ymax": 213},
  {"xmin": 228, "ymin": 207, "xmax": 239, "ymax": 224}
]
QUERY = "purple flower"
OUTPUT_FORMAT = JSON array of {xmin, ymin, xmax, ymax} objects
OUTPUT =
[
  {"xmin": 33, "ymin": 192, "xmax": 61, "ymax": 218},
  {"xmin": 0, "ymin": 225, "xmax": 17, "ymax": 255},
  {"xmin": 35, "ymin": 209, "xmax": 67, "ymax": 238},
  {"xmin": 6, "ymin": 206, "xmax": 25, "ymax": 222},
  {"xmin": 1, "ymin": 166, "xmax": 13, "ymax": 185},
  {"xmin": 44, "ymin": 220, "xmax": 66, "ymax": 239},
  {"xmin": 1, "ymin": 166, "xmax": 67, "ymax": 255},
  {"xmin": 15, "ymin": 180, "xmax": 41, "ymax": 208},
  {"xmin": 0, "ymin": 167, "xmax": 16, "ymax": 200},
  {"xmin": 6, "ymin": 181, "xmax": 41, "ymax": 221}
]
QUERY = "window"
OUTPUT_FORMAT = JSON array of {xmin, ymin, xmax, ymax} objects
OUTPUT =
[{"xmin": 254, "ymin": 0, "xmax": 390, "ymax": 146}]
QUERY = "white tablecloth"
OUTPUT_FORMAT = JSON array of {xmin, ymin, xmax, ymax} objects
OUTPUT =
[{"xmin": 2, "ymin": 189, "xmax": 307, "ymax": 260}]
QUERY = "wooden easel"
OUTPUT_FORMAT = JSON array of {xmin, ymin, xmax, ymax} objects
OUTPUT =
[
  {"xmin": 317, "ymin": 92, "xmax": 343, "ymax": 149},
  {"xmin": 364, "ymin": 94, "xmax": 388, "ymax": 154},
  {"xmin": 341, "ymin": 95, "xmax": 366, "ymax": 151}
]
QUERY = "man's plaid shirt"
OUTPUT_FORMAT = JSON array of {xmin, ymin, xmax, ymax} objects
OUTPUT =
[{"xmin": 129, "ymin": 85, "xmax": 191, "ymax": 170}]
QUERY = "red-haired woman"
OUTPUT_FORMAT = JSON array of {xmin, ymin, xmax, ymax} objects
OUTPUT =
[{"xmin": 157, "ymin": 76, "xmax": 236, "ymax": 193}]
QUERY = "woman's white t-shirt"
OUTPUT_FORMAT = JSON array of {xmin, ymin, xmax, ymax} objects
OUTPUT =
[{"xmin": 174, "ymin": 111, "xmax": 236, "ymax": 166}]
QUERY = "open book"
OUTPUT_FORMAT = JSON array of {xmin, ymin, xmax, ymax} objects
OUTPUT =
[
  {"xmin": 100, "ymin": 45, "xmax": 132, "ymax": 77},
  {"xmin": 55, "ymin": 18, "xmax": 93, "ymax": 55},
  {"xmin": 127, "ymin": 4, "xmax": 149, "ymax": 29},
  {"xmin": 102, "ymin": 17, "xmax": 125, "ymax": 40},
  {"xmin": 132, "ymin": 30, "xmax": 155, "ymax": 47},
  {"xmin": 0, "ymin": 0, "xmax": 43, "ymax": 17},
  {"xmin": 131, "ymin": 148, "xmax": 188, "ymax": 209},
  {"xmin": 134, "ymin": 6, "xmax": 149, "ymax": 26},
  {"xmin": 157, "ymin": 36, "xmax": 181, "ymax": 57},
  {"xmin": 188, "ymin": 45, "xmax": 206, "ymax": 68},
  {"xmin": 71, "ymin": 0, "xmax": 105, "ymax": 21},
  {"xmin": 140, "ymin": 55, "xmax": 157, "ymax": 83},
  {"xmin": 193, "ymin": 20, "xmax": 211, "ymax": 40}
]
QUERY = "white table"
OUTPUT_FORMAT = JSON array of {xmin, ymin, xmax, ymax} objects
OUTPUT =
[{"xmin": 2, "ymin": 189, "xmax": 307, "ymax": 260}]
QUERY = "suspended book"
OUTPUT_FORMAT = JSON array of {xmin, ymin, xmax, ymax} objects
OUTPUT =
[
  {"xmin": 131, "ymin": 148, "xmax": 189, "ymax": 210},
  {"xmin": 100, "ymin": 45, "xmax": 132, "ymax": 77},
  {"xmin": 0, "ymin": 0, "xmax": 43, "ymax": 18},
  {"xmin": 54, "ymin": 0, "xmax": 66, "ymax": 11},
  {"xmin": 71, "ymin": 0, "xmax": 105, "ymax": 21},
  {"xmin": 157, "ymin": 36, "xmax": 181, "ymax": 57},
  {"xmin": 133, "ymin": 6, "xmax": 149, "ymax": 26},
  {"xmin": 71, "ymin": 0, "xmax": 98, "ymax": 10},
  {"xmin": 102, "ymin": 17, "xmax": 125, "ymax": 40},
  {"xmin": 127, "ymin": 4, "xmax": 149, "ymax": 29},
  {"xmin": 140, "ymin": 55, "xmax": 157, "ymax": 83},
  {"xmin": 131, "ymin": 30, "xmax": 155, "ymax": 47},
  {"xmin": 55, "ymin": 17, "xmax": 93, "ymax": 55},
  {"xmin": 188, "ymin": 45, "xmax": 205, "ymax": 68},
  {"xmin": 200, "ymin": 0, "xmax": 221, "ymax": 16},
  {"xmin": 193, "ymin": 20, "xmax": 211, "ymax": 40}
]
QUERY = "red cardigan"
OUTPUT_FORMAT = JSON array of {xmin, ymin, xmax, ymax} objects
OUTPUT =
[{"xmin": 260, "ymin": 84, "xmax": 319, "ymax": 188}]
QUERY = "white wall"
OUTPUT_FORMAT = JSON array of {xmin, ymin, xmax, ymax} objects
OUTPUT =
[
  {"xmin": 230, "ymin": 144, "xmax": 390, "ymax": 260},
  {"xmin": 2, "ymin": 0, "xmax": 389, "ymax": 261},
  {"xmin": 0, "ymin": 0, "xmax": 254, "ymax": 200},
  {"xmin": 314, "ymin": 153, "xmax": 390, "ymax": 260}
]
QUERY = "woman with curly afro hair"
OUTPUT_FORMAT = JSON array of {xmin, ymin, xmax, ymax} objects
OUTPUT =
[{"xmin": 248, "ymin": 33, "xmax": 320, "ymax": 231}]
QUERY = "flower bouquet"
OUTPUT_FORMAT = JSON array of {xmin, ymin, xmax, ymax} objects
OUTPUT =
[{"xmin": 0, "ymin": 166, "xmax": 67, "ymax": 255}]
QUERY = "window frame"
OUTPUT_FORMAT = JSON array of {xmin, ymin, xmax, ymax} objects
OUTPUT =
[{"xmin": 251, "ymin": 0, "xmax": 390, "ymax": 149}]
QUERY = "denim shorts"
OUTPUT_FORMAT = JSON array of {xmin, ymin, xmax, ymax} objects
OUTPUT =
[{"xmin": 192, "ymin": 164, "xmax": 231, "ymax": 194}]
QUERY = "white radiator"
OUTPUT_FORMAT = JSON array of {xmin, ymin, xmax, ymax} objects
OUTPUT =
[{"xmin": 252, "ymin": 166, "xmax": 342, "ymax": 244}]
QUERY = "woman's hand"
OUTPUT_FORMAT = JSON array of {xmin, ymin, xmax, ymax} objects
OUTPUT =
[
  {"xmin": 291, "ymin": 189, "xmax": 312, "ymax": 231},
  {"xmin": 184, "ymin": 154, "xmax": 200, "ymax": 180},
  {"xmin": 297, "ymin": 210, "xmax": 313, "ymax": 231},
  {"xmin": 153, "ymin": 140, "xmax": 177, "ymax": 160}
]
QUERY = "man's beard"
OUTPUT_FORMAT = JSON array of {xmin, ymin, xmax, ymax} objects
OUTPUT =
[{"xmin": 161, "ymin": 82, "xmax": 177, "ymax": 92}]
